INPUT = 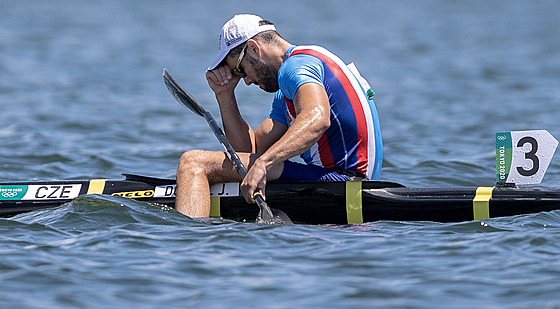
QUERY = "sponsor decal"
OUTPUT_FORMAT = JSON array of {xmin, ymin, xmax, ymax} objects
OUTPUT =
[
  {"xmin": 225, "ymin": 31, "xmax": 243, "ymax": 47},
  {"xmin": 0, "ymin": 185, "xmax": 28, "ymax": 200},
  {"xmin": 112, "ymin": 190, "xmax": 154, "ymax": 198}
]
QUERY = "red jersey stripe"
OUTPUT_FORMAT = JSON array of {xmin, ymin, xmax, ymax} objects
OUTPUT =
[{"xmin": 290, "ymin": 48, "xmax": 369, "ymax": 175}]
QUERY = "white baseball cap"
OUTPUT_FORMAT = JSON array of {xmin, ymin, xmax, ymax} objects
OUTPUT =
[{"xmin": 208, "ymin": 14, "xmax": 276, "ymax": 70}]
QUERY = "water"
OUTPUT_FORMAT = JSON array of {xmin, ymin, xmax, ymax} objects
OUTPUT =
[{"xmin": 1, "ymin": 0, "xmax": 560, "ymax": 307}]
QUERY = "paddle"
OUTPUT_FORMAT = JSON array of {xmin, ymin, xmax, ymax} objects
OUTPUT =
[{"xmin": 162, "ymin": 68, "xmax": 293, "ymax": 225}]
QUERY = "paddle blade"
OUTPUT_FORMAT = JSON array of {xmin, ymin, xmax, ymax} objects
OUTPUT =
[
  {"xmin": 254, "ymin": 194, "xmax": 293, "ymax": 225},
  {"xmin": 162, "ymin": 68, "xmax": 205, "ymax": 117},
  {"xmin": 257, "ymin": 208, "xmax": 294, "ymax": 225}
]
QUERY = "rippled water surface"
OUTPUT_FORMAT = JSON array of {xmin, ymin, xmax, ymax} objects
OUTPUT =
[{"xmin": 2, "ymin": 0, "xmax": 560, "ymax": 308}]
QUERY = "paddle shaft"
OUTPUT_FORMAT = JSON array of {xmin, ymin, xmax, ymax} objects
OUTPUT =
[{"xmin": 201, "ymin": 110, "xmax": 272, "ymax": 216}]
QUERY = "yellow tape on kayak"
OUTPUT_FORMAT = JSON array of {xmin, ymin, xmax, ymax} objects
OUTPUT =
[
  {"xmin": 473, "ymin": 187, "xmax": 494, "ymax": 220},
  {"xmin": 210, "ymin": 196, "xmax": 220, "ymax": 218},
  {"xmin": 346, "ymin": 181, "xmax": 363, "ymax": 224},
  {"xmin": 86, "ymin": 179, "xmax": 107, "ymax": 195}
]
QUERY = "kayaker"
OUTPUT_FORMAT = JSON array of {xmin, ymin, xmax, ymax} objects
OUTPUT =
[{"xmin": 176, "ymin": 14, "xmax": 383, "ymax": 217}]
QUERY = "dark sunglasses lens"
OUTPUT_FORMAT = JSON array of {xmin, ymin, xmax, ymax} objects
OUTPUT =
[{"xmin": 232, "ymin": 68, "xmax": 245, "ymax": 78}]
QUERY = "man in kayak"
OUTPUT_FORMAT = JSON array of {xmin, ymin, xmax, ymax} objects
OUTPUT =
[{"xmin": 176, "ymin": 14, "xmax": 382, "ymax": 217}]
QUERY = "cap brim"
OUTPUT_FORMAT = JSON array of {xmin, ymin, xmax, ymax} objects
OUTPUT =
[{"xmin": 208, "ymin": 49, "xmax": 229, "ymax": 70}]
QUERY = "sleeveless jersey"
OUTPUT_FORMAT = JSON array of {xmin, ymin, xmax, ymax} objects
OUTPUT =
[{"xmin": 269, "ymin": 45, "xmax": 383, "ymax": 180}]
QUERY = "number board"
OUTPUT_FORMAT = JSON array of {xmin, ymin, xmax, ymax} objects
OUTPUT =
[{"xmin": 496, "ymin": 130, "xmax": 558, "ymax": 185}]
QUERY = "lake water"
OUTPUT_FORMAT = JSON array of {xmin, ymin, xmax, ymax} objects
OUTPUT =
[{"xmin": 1, "ymin": 0, "xmax": 560, "ymax": 308}]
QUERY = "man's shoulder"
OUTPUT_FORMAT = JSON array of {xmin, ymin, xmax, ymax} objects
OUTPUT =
[
  {"xmin": 289, "ymin": 45, "xmax": 340, "ymax": 60},
  {"xmin": 280, "ymin": 46, "xmax": 325, "ymax": 76},
  {"xmin": 278, "ymin": 57, "xmax": 324, "ymax": 100},
  {"xmin": 282, "ymin": 44, "xmax": 346, "ymax": 76},
  {"xmin": 290, "ymin": 45, "xmax": 329, "ymax": 54}
]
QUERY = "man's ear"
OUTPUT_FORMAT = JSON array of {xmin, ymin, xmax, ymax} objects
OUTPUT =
[{"xmin": 246, "ymin": 39, "xmax": 261, "ymax": 58}]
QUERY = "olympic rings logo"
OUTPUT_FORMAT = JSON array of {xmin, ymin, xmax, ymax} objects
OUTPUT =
[
  {"xmin": 497, "ymin": 135, "xmax": 506, "ymax": 141},
  {"xmin": 1, "ymin": 191, "xmax": 19, "ymax": 198}
]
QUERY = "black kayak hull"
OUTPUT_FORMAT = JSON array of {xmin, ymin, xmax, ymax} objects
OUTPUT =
[{"xmin": 1, "ymin": 174, "xmax": 560, "ymax": 224}]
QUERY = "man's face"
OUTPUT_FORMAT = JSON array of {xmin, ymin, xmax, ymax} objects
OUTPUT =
[
  {"xmin": 227, "ymin": 48, "xmax": 279, "ymax": 93},
  {"xmin": 248, "ymin": 57, "xmax": 279, "ymax": 93}
]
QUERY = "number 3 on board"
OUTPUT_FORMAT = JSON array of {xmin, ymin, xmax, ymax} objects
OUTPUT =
[{"xmin": 496, "ymin": 130, "xmax": 558, "ymax": 185}]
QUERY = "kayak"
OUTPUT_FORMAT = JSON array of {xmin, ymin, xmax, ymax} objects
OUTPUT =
[
  {"xmin": 2, "ymin": 173, "xmax": 560, "ymax": 224},
  {"xmin": 153, "ymin": 73, "xmax": 560, "ymax": 224}
]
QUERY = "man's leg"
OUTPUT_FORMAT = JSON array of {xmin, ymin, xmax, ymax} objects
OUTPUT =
[{"xmin": 175, "ymin": 150, "xmax": 283, "ymax": 218}]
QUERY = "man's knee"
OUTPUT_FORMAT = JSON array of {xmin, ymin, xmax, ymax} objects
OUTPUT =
[{"xmin": 178, "ymin": 150, "xmax": 208, "ymax": 173}]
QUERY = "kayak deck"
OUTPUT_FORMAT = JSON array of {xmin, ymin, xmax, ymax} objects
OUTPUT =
[{"xmin": 1, "ymin": 174, "xmax": 560, "ymax": 224}]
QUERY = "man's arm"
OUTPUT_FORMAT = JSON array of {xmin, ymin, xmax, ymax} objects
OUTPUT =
[
  {"xmin": 254, "ymin": 118, "xmax": 288, "ymax": 154},
  {"xmin": 206, "ymin": 65, "xmax": 256, "ymax": 153},
  {"xmin": 240, "ymin": 82, "xmax": 331, "ymax": 202},
  {"xmin": 215, "ymin": 90, "xmax": 257, "ymax": 153},
  {"xmin": 261, "ymin": 83, "xmax": 330, "ymax": 162}
]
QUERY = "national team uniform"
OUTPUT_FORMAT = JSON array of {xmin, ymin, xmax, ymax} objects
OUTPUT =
[{"xmin": 270, "ymin": 45, "xmax": 383, "ymax": 181}]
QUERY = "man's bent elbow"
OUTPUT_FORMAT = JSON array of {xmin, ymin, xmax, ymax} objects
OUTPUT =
[{"xmin": 314, "ymin": 112, "xmax": 331, "ymax": 135}]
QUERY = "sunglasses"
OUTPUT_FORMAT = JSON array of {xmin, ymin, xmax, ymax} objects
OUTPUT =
[{"xmin": 232, "ymin": 44, "xmax": 247, "ymax": 78}]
